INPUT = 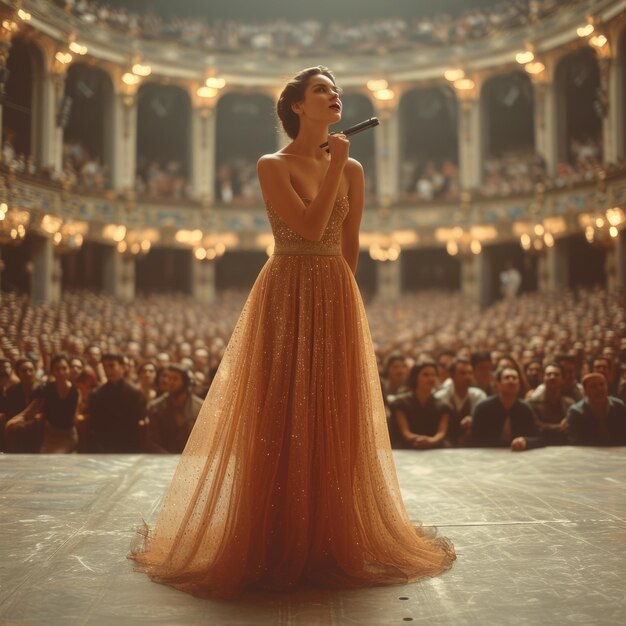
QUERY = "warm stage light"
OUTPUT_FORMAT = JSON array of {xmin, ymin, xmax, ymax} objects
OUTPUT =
[
  {"xmin": 132, "ymin": 63, "xmax": 152, "ymax": 77},
  {"xmin": 444, "ymin": 69, "xmax": 464, "ymax": 82},
  {"xmin": 122, "ymin": 72, "xmax": 140, "ymax": 85},
  {"xmin": 577, "ymin": 24, "xmax": 594, "ymax": 38},
  {"xmin": 205, "ymin": 77, "xmax": 226, "ymax": 89},
  {"xmin": 55, "ymin": 51, "xmax": 73, "ymax": 65},
  {"xmin": 525, "ymin": 61, "xmax": 545, "ymax": 75},
  {"xmin": 197, "ymin": 86, "xmax": 218, "ymax": 99},
  {"xmin": 589, "ymin": 34, "xmax": 607, "ymax": 49},
  {"xmin": 69, "ymin": 41, "xmax": 88, "ymax": 55},
  {"xmin": 515, "ymin": 50, "xmax": 534, "ymax": 64},
  {"xmin": 453, "ymin": 78, "xmax": 475, "ymax": 91},
  {"xmin": 366, "ymin": 79, "xmax": 388, "ymax": 92},
  {"xmin": 373, "ymin": 88, "xmax": 395, "ymax": 101}
]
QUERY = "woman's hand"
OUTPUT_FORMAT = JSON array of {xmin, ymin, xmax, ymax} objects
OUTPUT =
[
  {"xmin": 411, "ymin": 435, "xmax": 434, "ymax": 449},
  {"xmin": 327, "ymin": 133, "xmax": 349, "ymax": 169}
]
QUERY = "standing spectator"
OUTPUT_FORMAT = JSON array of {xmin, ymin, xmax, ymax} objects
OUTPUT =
[
  {"xmin": 499, "ymin": 262, "xmax": 522, "ymax": 300},
  {"xmin": 87, "ymin": 353, "xmax": 146, "ymax": 453},
  {"xmin": 145, "ymin": 364, "xmax": 203, "ymax": 453},
  {"xmin": 565, "ymin": 373, "xmax": 626, "ymax": 446},
  {"xmin": 470, "ymin": 367, "xmax": 543, "ymax": 451},
  {"xmin": 527, "ymin": 363, "xmax": 574, "ymax": 445},
  {"xmin": 389, "ymin": 360, "xmax": 450, "ymax": 449},
  {"xmin": 435, "ymin": 357, "xmax": 486, "ymax": 447}
]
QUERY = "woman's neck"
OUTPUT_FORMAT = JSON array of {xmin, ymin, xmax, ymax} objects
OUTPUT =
[
  {"xmin": 415, "ymin": 388, "xmax": 432, "ymax": 404},
  {"xmin": 285, "ymin": 123, "xmax": 330, "ymax": 158}
]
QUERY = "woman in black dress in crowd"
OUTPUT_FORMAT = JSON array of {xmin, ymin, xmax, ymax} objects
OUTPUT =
[
  {"xmin": 6, "ymin": 354, "xmax": 79, "ymax": 453},
  {"xmin": 390, "ymin": 360, "xmax": 450, "ymax": 449}
]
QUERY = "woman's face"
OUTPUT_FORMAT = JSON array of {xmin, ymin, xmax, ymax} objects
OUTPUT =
[
  {"xmin": 70, "ymin": 359, "xmax": 84, "ymax": 381},
  {"xmin": 139, "ymin": 364, "xmax": 157, "ymax": 386},
  {"xmin": 417, "ymin": 366, "xmax": 438, "ymax": 393},
  {"xmin": 293, "ymin": 74, "xmax": 342, "ymax": 125},
  {"xmin": 53, "ymin": 359, "xmax": 70, "ymax": 382}
]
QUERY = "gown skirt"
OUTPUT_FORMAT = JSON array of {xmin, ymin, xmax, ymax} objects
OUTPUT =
[{"xmin": 129, "ymin": 199, "xmax": 455, "ymax": 598}]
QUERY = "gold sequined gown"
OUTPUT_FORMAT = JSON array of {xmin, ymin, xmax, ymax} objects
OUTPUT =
[{"xmin": 129, "ymin": 196, "xmax": 455, "ymax": 598}]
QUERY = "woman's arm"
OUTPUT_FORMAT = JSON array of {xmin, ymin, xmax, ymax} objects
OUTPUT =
[
  {"xmin": 394, "ymin": 408, "xmax": 417, "ymax": 444},
  {"xmin": 341, "ymin": 159, "xmax": 364, "ymax": 274},
  {"xmin": 431, "ymin": 412, "xmax": 450, "ymax": 445},
  {"xmin": 256, "ymin": 135, "xmax": 349, "ymax": 242},
  {"xmin": 6, "ymin": 399, "xmax": 42, "ymax": 424}
]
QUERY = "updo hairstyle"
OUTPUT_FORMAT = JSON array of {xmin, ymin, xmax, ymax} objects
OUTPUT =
[{"xmin": 276, "ymin": 66, "xmax": 337, "ymax": 139}]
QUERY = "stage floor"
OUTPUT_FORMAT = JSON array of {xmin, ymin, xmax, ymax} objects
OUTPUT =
[{"xmin": 1, "ymin": 448, "xmax": 625, "ymax": 625}]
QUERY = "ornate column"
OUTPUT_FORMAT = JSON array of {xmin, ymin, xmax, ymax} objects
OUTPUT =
[
  {"xmin": 31, "ymin": 235, "xmax": 61, "ymax": 303},
  {"xmin": 190, "ymin": 104, "xmax": 216, "ymax": 202},
  {"xmin": 38, "ymin": 59, "xmax": 67, "ymax": 174},
  {"xmin": 0, "ymin": 18, "xmax": 16, "ymax": 152},
  {"xmin": 533, "ymin": 78, "xmax": 559, "ymax": 174},
  {"xmin": 599, "ymin": 53, "xmax": 621, "ymax": 164},
  {"xmin": 190, "ymin": 255, "xmax": 216, "ymax": 303},
  {"xmin": 103, "ymin": 247, "xmax": 135, "ymax": 301},
  {"xmin": 372, "ymin": 97, "xmax": 400, "ymax": 204},
  {"xmin": 111, "ymin": 92, "xmax": 138, "ymax": 193},
  {"xmin": 457, "ymin": 93, "xmax": 482, "ymax": 189}
]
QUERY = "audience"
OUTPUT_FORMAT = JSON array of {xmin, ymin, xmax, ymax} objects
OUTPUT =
[
  {"xmin": 527, "ymin": 363, "xmax": 574, "ymax": 445},
  {"xmin": 0, "ymin": 285, "xmax": 624, "ymax": 452},
  {"xmin": 435, "ymin": 357, "xmax": 487, "ymax": 447},
  {"xmin": 86, "ymin": 353, "xmax": 146, "ymax": 453},
  {"xmin": 389, "ymin": 360, "xmax": 450, "ymax": 449},
  {"xmin": 53, "ymin": 0, "xmax": 582, "ymax": 56},
  {"xmin": 565, "ymin": 373, "xmax": 626, "ymax": 446},
  {"xmin": 469, "ymin": 366, "xmax": 544, "ymax": 451},
  {"xmin": 145, "ymin": 364, "xmax": 203, "ymax": 453}
]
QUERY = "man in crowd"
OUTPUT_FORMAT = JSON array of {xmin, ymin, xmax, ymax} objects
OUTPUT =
[
  {"xmin": 87, "ymin": 353, "xmax": 146, "ymax": 453},
  {"xmin": 145, "ymin": 364, "xmax": 203, "ymax": 453},
  {"xmin": 3, "ymin": 358, "xmax": 41, "ymax": 452},
  {"xmin": 532, "ymin": 354, "xmax": 583, "ymax": 402},
  {"xmin": 470, "ymin": 367, "xmax": 543, "ymax": 451},
  {"xmin": 591, "ymin": 356, "xmax": 618, "ymax": 396},
  {"xmin": 470, "ymin": 351, "xmax": 494, "ymax": 396},
  {"xmin": 527, "ymin": 363, "xmax": 574, "ymax": 445},
  {"xmin": 435, "ymin": 357, "xmax": 486, "ymax": 446},
  {"xmin": 565, "ymin": 373, "xmax": 626, "ymax": 445},
  {"xmin": 381, "ymin": 353, "xmax": 409, "ymax": 417}
]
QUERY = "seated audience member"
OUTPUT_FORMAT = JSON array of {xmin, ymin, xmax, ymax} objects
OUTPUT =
[
  {"xmin": 523, "ymin": 360, "xmax": 542, "ymax": 398},
  {"xmin": 3, "ymin": 358, "xmax": 41, "ymax": 453},
  {"xmin": 390, "ymin": 360, "xmax": 450, "ymax": 450},
  {"xmin": 435, "ymin": 350, "xmax": 456, "ymax": 389},
  {"xmin": 86, "ymin": 344, "xmax": 106, "ymax": 384},
  {"xmin": 87, "ymin": 353, "xmax": 146, "ymax": 453},
  {"xmin": 471, "ymin": 351, "xmax": 494, "ymax": 396},
  {"xmin": 155, "ymin": 367, "xmax": 170, "ymax": 397},
  {"xmin": 6, "ymin": 354, "xmax": 79, "ymax": 453},
  {"xmin": 470, "ymin": 366, "xmax": 544, "ymax": 451},
  {"xmin": 435, "ymin": 357, "xmax": 486, "ymax": 446},
  {"xmin": 591, "ymin": 356, "xmax": 619, "ymax": 396},
  {"xmin": 565, "ymin": 373, "xmax": 626, "ymax": 446},
  {"xmin": 527, "ymin": 363, "xmax": 574, "ymax": 445},
  {"xmin": 145, "ymin": 364, "xmax": 203, "ymax": 453},
  {"xmin": 137, "ymin": 361, "xmax": 158, "ymax": 404},
  {"xmin": 532, "ymin": 354, "xmax": 584, "ymax": 402},
  {"xmin": 381, "ymin": 353, "xmax": 409, "ymax": 417},
  {"xmin": 0, "ymin": 358, "xmax": 18, "ymax": 450}
]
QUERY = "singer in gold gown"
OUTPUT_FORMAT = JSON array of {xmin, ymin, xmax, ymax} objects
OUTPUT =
[{"xmin": 129, "ymin": 66, "xmax": 455, "ymax": 599}]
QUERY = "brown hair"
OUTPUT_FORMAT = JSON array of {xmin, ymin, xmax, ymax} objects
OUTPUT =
[{"xmin": 277, "ymin": 66, "xmax": 337, "ymax": 139}]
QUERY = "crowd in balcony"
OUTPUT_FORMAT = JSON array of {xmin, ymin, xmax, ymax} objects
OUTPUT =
[
  {"xmin": 1, "ymin": 285, "xmax": 624, "ymax": 453},
  {"xmin": 54, "ymin": 0, "xmax": 580, "ymax": 55}
]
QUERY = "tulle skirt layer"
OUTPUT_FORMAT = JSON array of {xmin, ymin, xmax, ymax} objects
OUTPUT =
[{"xmin": 129, "ymin": 253, "xmax": 455, "ymax": 598}]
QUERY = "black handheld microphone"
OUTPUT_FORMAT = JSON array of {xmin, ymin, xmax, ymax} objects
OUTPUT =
[{"xmin": 320, "ymin": 117, "xmax": 380, "ymax": 151}]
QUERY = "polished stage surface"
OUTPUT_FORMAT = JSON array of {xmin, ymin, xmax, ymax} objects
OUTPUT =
[{"xmin": 1, "ymin": 448, "xmax": 625, "ymax": 625}]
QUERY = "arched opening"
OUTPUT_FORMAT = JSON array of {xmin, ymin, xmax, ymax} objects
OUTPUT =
[
  {"xmin": 567, "ymin": 234, "xmax": 607, "ymax": 289},
  {"xmin": 60, "ymin": 241, "xmax": 105, "ymax": 291},
  {"xmin": 136, "ymin": 83, "xmax": 191, "ymax": 200},
  {"xmin": 555, "ymin": 48, "xmax": 603, "ymax": 167},
  {"xmin": 135, "ymin": 247, "xmax": 192, "ymax": 294},
  {"xmin": 399, "ymin": 86, "xmax": 459, "ymax": 203},
  {"xmin": 62, "ymin": 63, "xmax": 114, "ymax": 191},
  {"xmin": 401, "ymin": 248, "xmax": 461, "ymax": 291},
  {"xmin": 215, "ymin": 251, "xmax": 266, "ymax": 289},
  {"xmin": 215, "ymin": 92, "xmax": 275, "ymax": 205},
  {"xmin": 332, "ymin": 93, "xmax": 376, "ymax": 201},
  {"xmin": 481, "ymin": 71, "xmax": 540, "ymax": 195},
  {"xmin": 2, "ymin": 37, "xmax": 43, "ymax": 169}
]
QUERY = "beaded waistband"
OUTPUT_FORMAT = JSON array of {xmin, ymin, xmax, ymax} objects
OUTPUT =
[{"xmin": 273, "ymin": 247, "xmax": 342, "ymax": 257}]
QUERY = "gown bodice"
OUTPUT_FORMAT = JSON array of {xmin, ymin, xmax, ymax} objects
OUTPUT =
[{"xmin": 266, "ymin": 196, "xmax": 349, "ymax": 256}]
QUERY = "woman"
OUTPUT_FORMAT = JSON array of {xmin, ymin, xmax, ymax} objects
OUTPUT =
[
  {"xmin": 130, "ymin": 66, "xmax": 455, "ymax": 598},
  {"xmin": 391, "ymin": 361, "xmax": 450, "ymax": 449},
  {"xmin": 7, "ymin": 354, "xmax": 78, "ymax": 453},
  {"xmin": 137, "ymin": 361, "xmax": 158, "ymax": 404}
]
